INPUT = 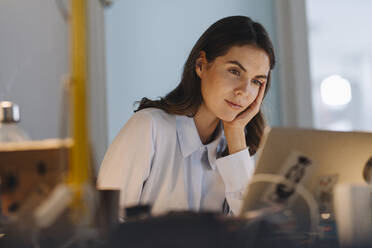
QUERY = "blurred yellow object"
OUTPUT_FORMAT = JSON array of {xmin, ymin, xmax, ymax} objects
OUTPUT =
[
  {"xmin": 68, "ymin": 0, "xmax": 91, "ymax": 219},
  {"xmin": 69, "ymin": 0, "xmax": 90, "ymax": 185}
]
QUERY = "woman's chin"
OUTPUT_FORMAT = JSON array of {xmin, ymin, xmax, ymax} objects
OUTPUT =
[{"xmin": 218, "ymin": 114, "xmax": 237, "ymax": 123}]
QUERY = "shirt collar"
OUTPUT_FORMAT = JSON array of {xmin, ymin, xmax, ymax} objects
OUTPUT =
[{"xmin": 176, "ymin": 115, "xmax": 223, "ymax": 168}]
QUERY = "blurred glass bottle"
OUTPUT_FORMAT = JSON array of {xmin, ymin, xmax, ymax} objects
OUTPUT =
[{"xmin": 0, "ymin": 101, "xmax": 29, "ymax": 142}]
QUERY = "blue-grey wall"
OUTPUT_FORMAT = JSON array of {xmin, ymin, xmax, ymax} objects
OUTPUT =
[
  {"xmin": 104, "ymin": 0, "xmax": 280, "ymax": 143},
  {"xmin": 0, "ymin": 0, "xmax": 68, "ymax": 140}
]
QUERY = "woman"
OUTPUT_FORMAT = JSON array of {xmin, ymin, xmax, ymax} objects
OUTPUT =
[{"xmin": 97, "ymin": 16, "xmax": 276, "ymax": 220}]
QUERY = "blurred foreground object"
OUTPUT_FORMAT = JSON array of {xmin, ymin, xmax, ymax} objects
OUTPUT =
[
  {"xmin": 0, "ymin": 0, "xmax": 105, "ymax": 246},
  {"xmin": 0, "ymin": 101, "xmax": 29, "ymax": 142},
  {"xmin": 0, "ymin": 139, "xmax": 71, "ymax": 217},
  {"xmin": 108, "ymin": 211, "xmax": 300, "ymax": 248},
  {"xmin": 334, "ymin": 184, "xmax": 372, "ymax": 248}
]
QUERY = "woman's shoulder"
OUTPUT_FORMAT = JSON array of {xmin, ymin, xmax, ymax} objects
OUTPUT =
[
  {"xmin": 131, "ymin": 107, "xmax": 176, "ymax": 128},
  {"xmin": 115, "ymin": 108, "xmax": 177, "ymax": 143}
]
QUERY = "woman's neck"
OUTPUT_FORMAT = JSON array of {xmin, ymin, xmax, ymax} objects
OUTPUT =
[{"xmin": 193, "ymin": 104, "xmax": 220, "ymax": 145}]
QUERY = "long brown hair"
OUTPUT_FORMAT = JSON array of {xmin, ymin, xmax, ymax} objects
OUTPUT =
[{"xmin": 135, "ymin": 16, "xmax": 276, "ymax": 155}]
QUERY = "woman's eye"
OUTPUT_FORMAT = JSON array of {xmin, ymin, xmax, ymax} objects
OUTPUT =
[
  {"xmin": 228, "ymin": 68, "xmax": 241, "ymax": 77},
  {"xmin": 252, "ymin": 79, "xmax": 263, "ymax": 86}
]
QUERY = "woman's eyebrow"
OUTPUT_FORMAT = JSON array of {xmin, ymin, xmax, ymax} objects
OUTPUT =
[{"xmin": 226, "ymin": 60, "xmax": 246, "ymax": 72}]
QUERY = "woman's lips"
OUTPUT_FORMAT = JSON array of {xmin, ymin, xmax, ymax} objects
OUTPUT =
[{"xmin": 225, "ymin": 99, "xmax": 242, "ymax": 109}]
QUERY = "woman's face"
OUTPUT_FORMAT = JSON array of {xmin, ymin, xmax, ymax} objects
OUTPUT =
[{"xmin": 196, "ymin": 45, "xmax": 270, "ymax": 122}]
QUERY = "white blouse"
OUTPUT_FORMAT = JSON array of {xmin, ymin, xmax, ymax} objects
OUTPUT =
[{"xmin": 97, "ymin": 108, "xmax": 255, "ymax": 219}]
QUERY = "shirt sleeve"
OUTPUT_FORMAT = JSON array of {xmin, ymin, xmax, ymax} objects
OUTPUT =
[
  {"xmin": 215, "ymin": 148, "xmax": 255, "ymax": 215},
  {"xmin": 96, "ymin": 110, "xmax": 155, "ymax": 218}
]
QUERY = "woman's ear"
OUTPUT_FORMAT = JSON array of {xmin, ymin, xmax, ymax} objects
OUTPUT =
[{"xmin": 195, "ymin": 51, "xmax": 207, "ymax": 78}]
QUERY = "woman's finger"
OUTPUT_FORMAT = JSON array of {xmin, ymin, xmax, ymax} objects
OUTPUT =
[
  {"xmin": 238, "ymin": 82, "xmax": 267, "ymax": 122},
  {"xmin": 252, "ymin": 82, "xmax": 267, "ymax": 111}
]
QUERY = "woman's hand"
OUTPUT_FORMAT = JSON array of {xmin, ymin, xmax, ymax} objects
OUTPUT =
[{"xmin": 223, "ymin": 83, "xmax": 266, "ymax": 154}]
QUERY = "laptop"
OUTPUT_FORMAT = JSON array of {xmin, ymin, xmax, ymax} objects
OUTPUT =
[{"xmin": 239, "ymin": 127, "xmax": 372, "ymax": 231}]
